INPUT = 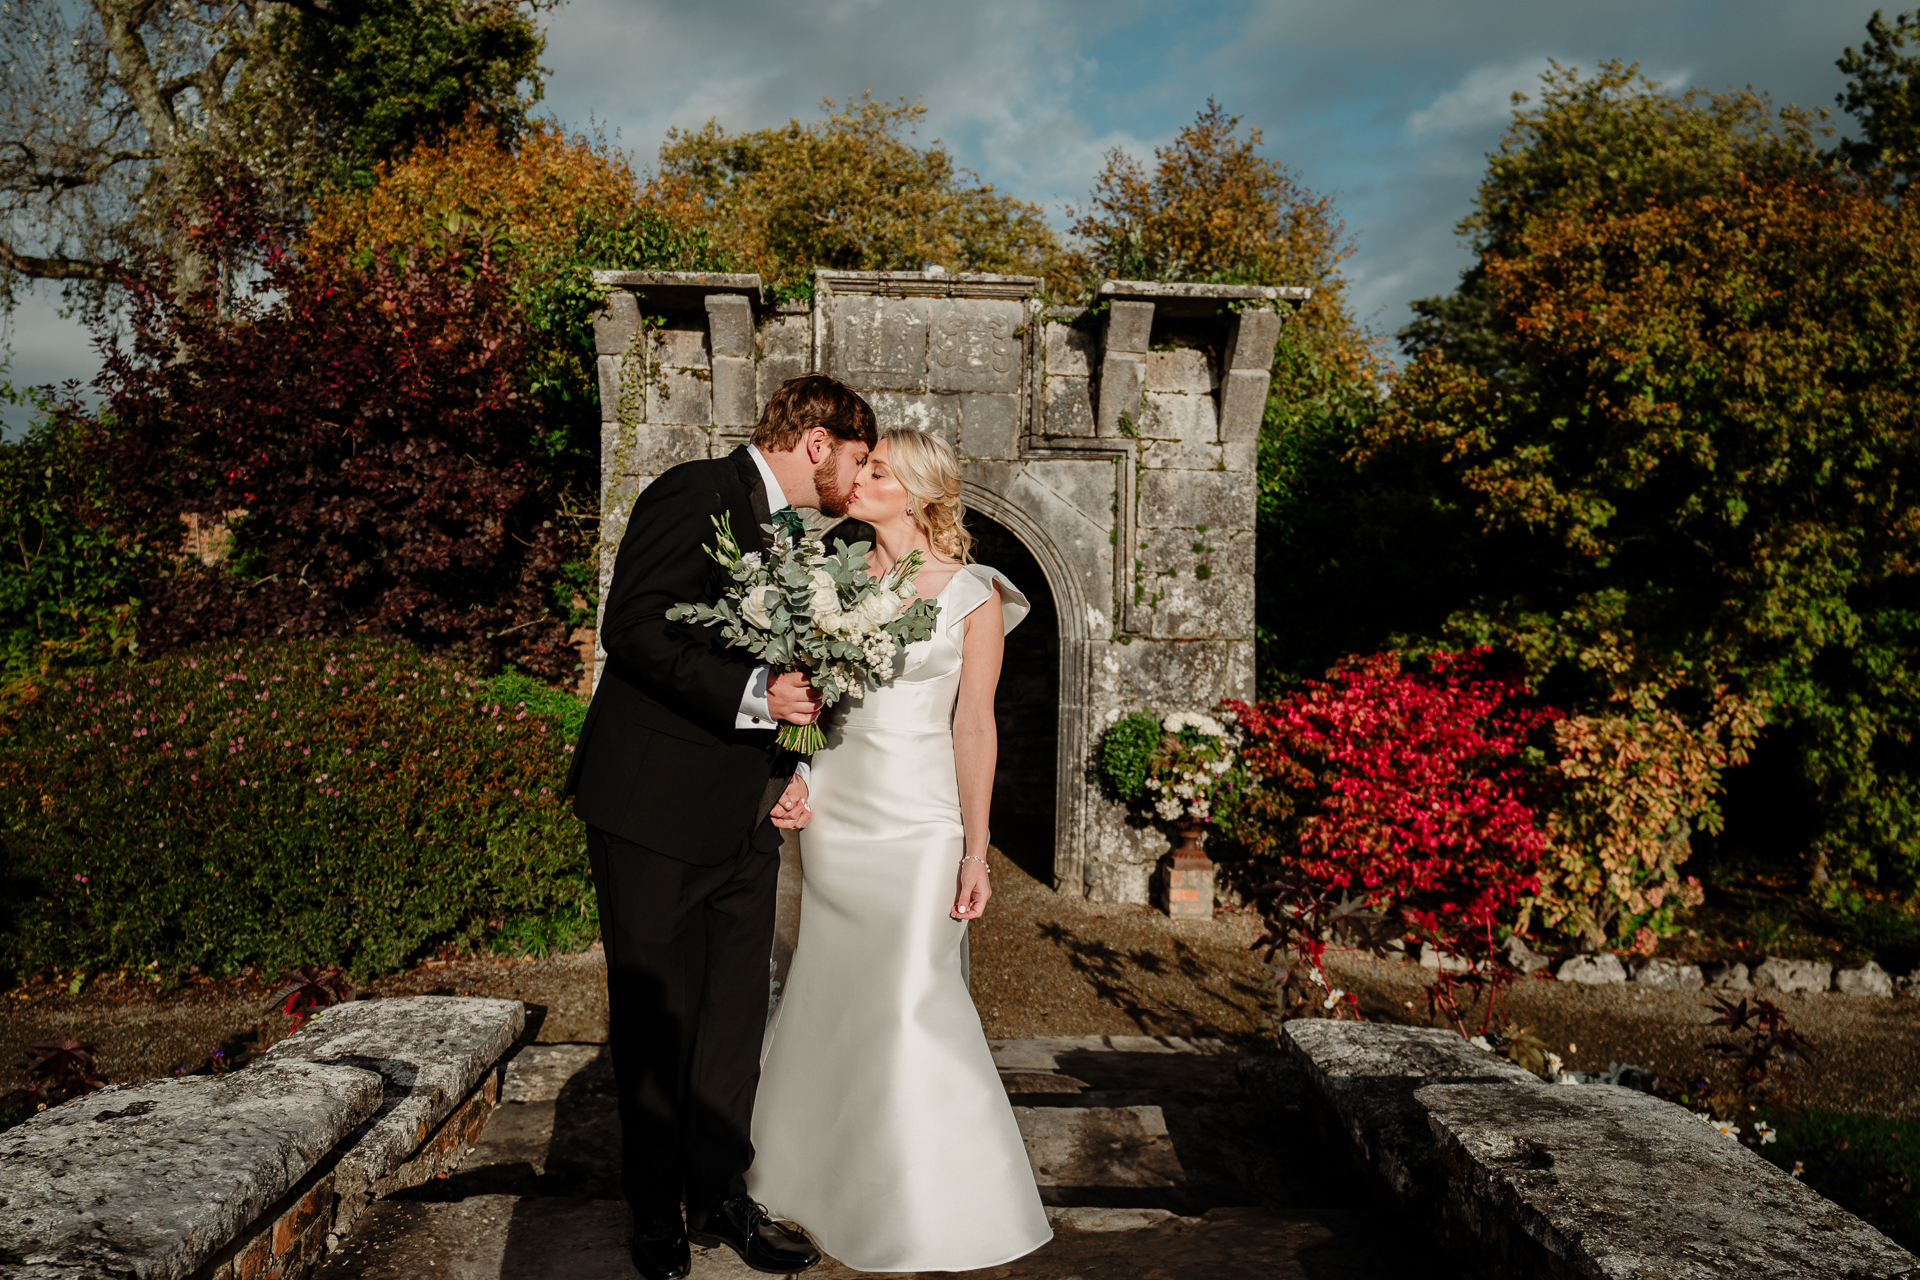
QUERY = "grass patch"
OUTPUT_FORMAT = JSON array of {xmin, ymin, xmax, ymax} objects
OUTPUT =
[{"xmin": 1764, "ymin": 1108, "xmax": 1920, "ymax": 1252}]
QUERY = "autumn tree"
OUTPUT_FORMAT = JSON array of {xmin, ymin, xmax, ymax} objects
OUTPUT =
[
  {"xmin": 248, "ymin": 0, "xmax": 548, "ymax": 193},
  {"xmin": 1834, "ymin": 8, "xmax": 1920, "ymax": 188},
  {"xmin": 655, "ymin": 94, "xmax": 1057, "ymax": 294},
  {"xmin": 1376, "ymin": 64, "xmax": 1920, "ymax": 910},
  {"xmin": 87, "ymin": 213, "xmax": 579, "ymax": 681},
  {"xmin": 1064, "ymin": 101, "xmax": 1387, "ymax": 687},
  {"xmin": 1398, "ymin": 62, "xmax": 1823, "ymax": 375},
  {"xmin": 1061, "ymin": 100, "xmax": 1362, "ymax": 361},
  {"xmin": 305, "ymin": 114, "xmax": 729, "ymax": 630},
  {"xmin": 0, "ymin": 0, "xmax": 546, "ymax": 306}
]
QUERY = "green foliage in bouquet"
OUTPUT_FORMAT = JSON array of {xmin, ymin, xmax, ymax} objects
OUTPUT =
[
  {"xmin": 667, "ymin": 512, "xmax": 940, "ymax": 752},
  {"xmin": 0, "ymin": 638, "xmax": 593, "ymax": 982}
]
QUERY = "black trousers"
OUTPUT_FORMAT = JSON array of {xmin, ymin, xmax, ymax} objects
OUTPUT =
[{"xmin": 586, "ymin": 825, "xmax": 779, "ymax": 1221}]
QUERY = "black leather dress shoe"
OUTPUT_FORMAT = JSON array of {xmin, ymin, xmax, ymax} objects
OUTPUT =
[
  {"xmin": 687, "ymin": 1196, "xmax": 821, "ymax": 1274},
  {"xmin": 628, "ymin": 1215, "xmax": 691, "ymax": 1280}
]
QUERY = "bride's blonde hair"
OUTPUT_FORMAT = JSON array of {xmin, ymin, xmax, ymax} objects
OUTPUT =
[{"xmin": 883, "ymin": 427, "xmax": 971, "ymax": 563}]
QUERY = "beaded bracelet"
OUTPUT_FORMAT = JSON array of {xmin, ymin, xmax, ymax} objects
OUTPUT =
[{"xmin": 959, "ymin": 854, "xmax": 991, "ymax": 873}]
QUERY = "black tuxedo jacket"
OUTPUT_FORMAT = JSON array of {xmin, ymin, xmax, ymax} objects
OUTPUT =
[
  {"xmin": 568, "ymin": 446, "xmax": 781, "ymax": 864},
  {"xmin": 566, "ymin": 446, "xmax": 875, "ymax": 865}
]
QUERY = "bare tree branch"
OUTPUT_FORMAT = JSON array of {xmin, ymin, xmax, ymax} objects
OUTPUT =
[{"xmin": 0, "ymin": 235, "xmax": 136, "ymax": 283}]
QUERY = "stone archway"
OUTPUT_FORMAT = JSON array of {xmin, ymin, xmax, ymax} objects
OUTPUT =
[{"xmin": 591, "ymin": 268, "xmax": 1306, "ymax": 903}]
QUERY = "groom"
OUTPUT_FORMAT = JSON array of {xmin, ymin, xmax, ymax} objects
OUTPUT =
[{"xmin": 567, "ymin": 373, "xmax": 878, "ymax": 1280}]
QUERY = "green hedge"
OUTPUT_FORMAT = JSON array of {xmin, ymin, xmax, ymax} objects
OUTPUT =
[{"xmin": 0, "ymin": 638, "xmax": 593, "ymax": 980}]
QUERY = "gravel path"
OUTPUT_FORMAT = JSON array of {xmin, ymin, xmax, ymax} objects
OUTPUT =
[{"xmin": 1323, "ymin": 948, "xmax": 1920, "ymax": 1118}]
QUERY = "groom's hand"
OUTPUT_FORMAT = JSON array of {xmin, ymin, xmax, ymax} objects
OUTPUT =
[
  {"xmin": 770, "ymin": 776, "xmax": 812, "ymax": 829},
  {"xmin": 768, "ymin": 671, "xmax": 823, "ymax": 724}
]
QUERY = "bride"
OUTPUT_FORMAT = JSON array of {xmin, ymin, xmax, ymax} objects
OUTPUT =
[{"xmin": 745, "ymin": 427, "xmax": 1052, "ymax": 1272}]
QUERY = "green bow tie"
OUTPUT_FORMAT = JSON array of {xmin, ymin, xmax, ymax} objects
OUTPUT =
[{"xmin": 768, "ymin": 507, "xmax": 807, "ymax": 543}]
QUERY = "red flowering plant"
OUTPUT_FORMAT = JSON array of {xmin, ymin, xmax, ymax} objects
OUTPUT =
[{"xmin": 1218, "ymin": 650, "xmax": 1560, "ymax": 1040}]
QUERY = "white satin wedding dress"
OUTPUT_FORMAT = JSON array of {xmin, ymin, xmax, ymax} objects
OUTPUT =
[{"xmin": 746, "ymin": 563, "xmax": 1052, "ymax": 1273}]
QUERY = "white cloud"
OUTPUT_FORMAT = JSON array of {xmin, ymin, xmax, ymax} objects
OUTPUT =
[
  {"xmin": 1408, "ymin": 54, "xmax": 1698, "ymax": 138},
  {"xmin": 1407, "ymin": 56, "xmax": 1557, "ymax": 137}
]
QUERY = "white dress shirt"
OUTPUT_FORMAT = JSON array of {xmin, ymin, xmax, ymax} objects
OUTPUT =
[{"xmin": 734, "ymin": 447, "xmax": 810, "ymax": 779}]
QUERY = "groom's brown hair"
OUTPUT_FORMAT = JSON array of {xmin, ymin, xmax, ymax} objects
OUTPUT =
[{"xmin": 752, "ymin": 374, "xmax": 878, "ymax": 453}]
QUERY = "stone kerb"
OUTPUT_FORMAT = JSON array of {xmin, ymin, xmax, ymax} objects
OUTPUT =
[
  {"xmin": 257, "ymin": 996, "xmax": 524, "ymax": 1218},
  {"xmin": 0, "ymin": 1060, "xmax": 383, "ymax": 1280},
  {"xmin": 1421, "ymin": 1081, "xmax": 1919, "ymax": 1279},
  {"xmin": 1279, "ymin": 1021, "xmax": 1539, "ymax": 1201}
]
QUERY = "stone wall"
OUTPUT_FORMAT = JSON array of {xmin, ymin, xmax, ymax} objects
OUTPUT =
[{"xmin": 592, "ymin": 270, "xmax": 1308, "ymax": 903}]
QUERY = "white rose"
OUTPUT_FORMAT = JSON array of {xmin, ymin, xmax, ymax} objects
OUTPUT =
[
  {"xmin": 809, "ymin": 569, "xmax": 845, "ymax": 631},
  {"xmin": 740, "ymin": 586, "xmax": 777, "ymax": 631},
  {"xmin": 846, "ymin": 590, "xmax": 902, "ymax": 635}
]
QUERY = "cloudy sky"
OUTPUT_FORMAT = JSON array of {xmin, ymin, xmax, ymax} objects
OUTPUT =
[{"xmin": 0, "ymin": 0, "xmax": 1888, "ymax": 432}]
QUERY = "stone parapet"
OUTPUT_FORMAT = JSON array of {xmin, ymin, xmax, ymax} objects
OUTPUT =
[
  {"xmin": 0, "ymin": 1061, "xmax": 382, "ymax": 1280},
  {"xmin": 0, "ymin": 997, "xmax": 523, "ymax": 1280},
  {"xmin": 1421, "ymin": 1080, "xmax": 1917, "ymax": 1279},
  {"xmin": 1281, "ymin": 1020, "xmax": 1919, "ymax": 1280}
]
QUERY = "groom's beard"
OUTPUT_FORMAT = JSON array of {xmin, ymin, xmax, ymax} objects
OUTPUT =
[{"xmin": 813, "ymin": 444, "xmax": 852, "ymax": 518}]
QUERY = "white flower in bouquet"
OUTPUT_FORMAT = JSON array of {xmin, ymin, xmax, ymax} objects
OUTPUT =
[
  {"xmin": 740, "ymin": 585, "xmax": 777, "ymax": 632},
  {"xmin": 808, "ymin": 568, "xmax": 844, "ymax": 628},
  {"xmin": 665, "ymin": 511, "xmax": 942, "ymax": 752},
  {"xmin": 845, "ymin": 590, "xmax": 904, "ymax": 635}
]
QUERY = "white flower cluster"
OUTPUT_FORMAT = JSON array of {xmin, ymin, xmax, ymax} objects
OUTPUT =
[
  {"xmin": 1113, "ymin": 705, "xmax": 1245, "ymax": 824},
  {"xmin": 859, "ymin": 629, "xmax": 898, "ymax": 670},
  {"xmin": 1689, "ymin": 1110, "xmax": 1778, "ymax": 1147},
  {"xmin": 811, "ymin": 566, "xmax": 913, "ymax": 639},
  {"xmin": 1162, "ymin": 710, "xmax": 1227, "ymax": 737}
]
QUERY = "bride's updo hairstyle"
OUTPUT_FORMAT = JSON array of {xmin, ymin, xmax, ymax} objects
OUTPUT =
[{"xmin": 883, "ymin": 427, "xmax": 972, "ymax": 564}]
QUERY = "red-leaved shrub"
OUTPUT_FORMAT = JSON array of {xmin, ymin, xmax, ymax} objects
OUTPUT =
[
  {"xmin": 79, "ymin": 196, "xmax": 575, "ymax": 681},
  {"xmin": 1221, "ymin": 650, "xmax": 1558, "ymax": 1027}
]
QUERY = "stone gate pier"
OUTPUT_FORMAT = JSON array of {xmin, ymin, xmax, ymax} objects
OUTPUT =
[{"xmin": 591, "ymin": 269, "xmax": 1308, "ymax": 903}]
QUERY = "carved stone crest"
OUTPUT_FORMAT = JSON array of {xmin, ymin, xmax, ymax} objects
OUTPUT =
[{"xmin": 926, "ymin": 299, "xmax": 1023, "ymax": 392}]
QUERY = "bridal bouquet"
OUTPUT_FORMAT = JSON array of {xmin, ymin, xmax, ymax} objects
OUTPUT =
[{"xmin": 667, "ymin": 509, "xmax": 941, "ymax": 752}]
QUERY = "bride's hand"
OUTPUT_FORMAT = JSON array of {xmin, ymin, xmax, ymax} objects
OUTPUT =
[
  {"xmin": 951, "ymin": 857, "xmax": 991, "ymax": 920},
  {"xmin": 770, "ymin": 775, "xmax": 811, "ymax": 829}
]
